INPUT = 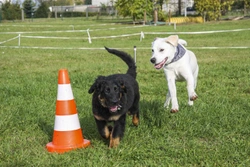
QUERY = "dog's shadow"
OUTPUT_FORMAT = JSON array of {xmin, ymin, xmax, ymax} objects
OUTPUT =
[
  {"xmin": 38, "ymin": 119, "xmax": 54, "ymax": 140},
  {"xmin": 77, "ymin": 104, "xmax": 102, "ymax": 141},
  {"xmin": 38, "ymin": 104, "xmax": 99, "ymax": 143},
  {"xmin": 139, "ymin": 99, "xmax": 171, "ymax": 128},
  {"xmin": 39, "ymin": 100, "xmax": 171, "ymax": 145}
]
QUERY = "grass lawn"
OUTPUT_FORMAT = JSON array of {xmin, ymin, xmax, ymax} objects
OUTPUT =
[{"xmin": 0, "ymin": 18, "xmax": 250, "ymax": 166}]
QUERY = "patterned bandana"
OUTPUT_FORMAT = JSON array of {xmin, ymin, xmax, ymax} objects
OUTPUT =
[{"xmin": 168, "ymin": 44, "xmax": 186, "ymax": 64}]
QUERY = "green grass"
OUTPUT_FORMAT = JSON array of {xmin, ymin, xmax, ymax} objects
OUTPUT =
[{"xmin": 0, "ymin": 18, "xmax": 250, "ymax": 166}]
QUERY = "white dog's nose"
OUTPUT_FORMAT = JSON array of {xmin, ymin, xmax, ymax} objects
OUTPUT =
[{"xmin": 150, "ymin": 57, "xmax": 156, "ymax": 64}]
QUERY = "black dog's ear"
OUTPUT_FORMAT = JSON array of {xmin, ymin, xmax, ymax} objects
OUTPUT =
[
  {"xmin": 88, "ymin": 82, "xmax": 96, "ymax": 94},
  {"xmin": 88, "ymin": 76, "xmax": 105, "ymax": 94},
  {"xmin": 116, "ymin": 77, "xmax": 127, "ymax": 93}
]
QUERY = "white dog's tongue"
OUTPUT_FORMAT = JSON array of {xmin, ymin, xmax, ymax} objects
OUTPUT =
[
  {"xmin": 155, "ymin": 58, "xmax": 167, "ymax": 69},
  {"xmin": 155, "ymin": 63, "xmax": 163, "ymax": 69},
  {"xmin": 109, "ymin": 106, "xmax": 118, "ymax": 112}
]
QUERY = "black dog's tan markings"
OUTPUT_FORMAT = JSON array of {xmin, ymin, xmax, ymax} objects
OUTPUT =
[
  {"xmin": 132, "ymin": 114, "xmax": 139, "ymax": 126},
  {"xmin": 98, "ymin": 95, "xmax": 107, "ymax": 108},
  {"xmin": 110, "ymin": 136, "xmax": 120, "ymax": 148},
  {"xmin": 94, "ymin": 114, "xmax": 121, "ymax": 121},
  {"xmin": 103, "ymin": 126, "xmax": 110, "ymax": 139},
  {"xmin": 89, "ymin": 47, "xmax": 140, "ymax": 148}
]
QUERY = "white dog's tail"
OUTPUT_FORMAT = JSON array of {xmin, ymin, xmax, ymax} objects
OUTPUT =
[{"xmin": 178, "ymin": 39, "xmax": 187, "ymax": 46}]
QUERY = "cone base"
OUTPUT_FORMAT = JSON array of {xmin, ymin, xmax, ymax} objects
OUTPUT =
[{"xmin": 46, "ymin": 139, "xmax": 90, "ymax": 153}]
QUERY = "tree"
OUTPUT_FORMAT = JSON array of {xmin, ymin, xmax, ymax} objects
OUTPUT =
[
  {"xmin": 195, "ymin": 0, "xmax": 234, "ymax": 21},
  {"xmin": 85, "ymin": 0, "xmax": 92, "ymax": 5},
  {"xmin": 178, "ymin": 0, "xmax": 181, "ymax": 15},
  {"xmin": 22, "ymin": 0, "xmax": 36, "ymax": 18},
  {"xmin": 115, "ymin": 0, "xmax": 153, "ymax": 22},
  {"xmin": 221, "ymin": 0, "xmax": 235, "ymax": 15},
  {"xmin": 35, "ymin": 1, "xmax": 50, "ymax": 18},
  {"xmin": 237, "ymin": 0, "xmax": 250, "ymax": 15},
  {"xmin": 1, "ymin": 1, "xmax": 21, "ymax": 20},
  {"xmin": 243, "ymin": 0, "xmax": 250, "ymax": 15},
  {"xmin": 153, "ymin": 0, "xmax": 168, "ymax": 21},
  {"xmin": 159, "ymin": 0, "xmax": 168, "ymax": 10}
]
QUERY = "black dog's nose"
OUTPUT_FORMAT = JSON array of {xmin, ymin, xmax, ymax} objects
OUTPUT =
[
  {"xmin": 150, "ymin": 58, "xmax": 156, "ymax": 64},
  {"xmin": 110, "ymin": 99, "xmax": 119, "ymax": 105}
]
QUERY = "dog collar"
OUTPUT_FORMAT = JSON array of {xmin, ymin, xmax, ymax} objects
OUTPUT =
[{"xmin": 168, "ymin": 44, "xmax": 186, "ymax": 64}]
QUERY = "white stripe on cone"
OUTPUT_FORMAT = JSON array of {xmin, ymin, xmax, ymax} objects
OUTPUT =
[
  {"xmin": 54, "ymin": 114, "xmax": 81, "ymax": 131},
  {"xmin": 57, "ymin": 84, "xmax": 74, "ymax": 101}
]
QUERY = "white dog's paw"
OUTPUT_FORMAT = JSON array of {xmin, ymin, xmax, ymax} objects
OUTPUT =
[
  {"xmin": 190, "ymin": 93, "xmax": 198, "ymax": 101},
  {"xmin": 188, "ymin": 101, "xmax": 194, "ymax": 106},
  {"xmin": 170, "ymin": 103, "xmax": 179, "ymax": 113},
  {"xmin": 170, "ymin": 108, "xmax": 178, "ymax": 113}
]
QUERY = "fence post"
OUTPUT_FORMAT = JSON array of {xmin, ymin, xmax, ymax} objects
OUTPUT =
[
  {"xmin": 134, "ymin": 46, "xmax": 137, "ymax": 65},
  {"xmin": 140, "ymin": 31, "xmax": 144, "ymax": 42},
  {"xmin": 87, "ymin": 29, "xmax": 91, "ymax": 44},
  {"xmin": 86, "ymin": 7, "xmax": 88, "ymax": 19}
]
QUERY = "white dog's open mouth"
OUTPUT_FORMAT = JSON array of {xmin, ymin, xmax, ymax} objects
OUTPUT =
[{"xmin": 154, "ymin": 57, "xmax": 168, "ymax": 69}]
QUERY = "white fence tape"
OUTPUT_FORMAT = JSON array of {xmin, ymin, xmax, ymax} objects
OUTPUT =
[
  {"xmin": 4, "ymin": 28, "xmax": 250, "ymax": 42},
  {"xmin": 0, "ymin": 25, "xmax": 148, "ymax": 35},
  {"xmin": 1, "ymin": 46, "xmax": 250, "ymax": 50},
  {"xmin": 1, "ymin": 28, "xmax": 250, "ymax": 48},
  {"xmin": 143, "ymin": 28, "xmax": 250, "ymax": 35},
  {"xmin": 0, "ymin": 35, "xmax": 19, "ymax": 45}
]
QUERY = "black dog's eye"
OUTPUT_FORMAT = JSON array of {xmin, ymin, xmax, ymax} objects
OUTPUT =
[
  {"xmin": 160, "ymin": 49, "xmax": 164, "ymax": 52},
  {"xmin": 114, "ymin": 86, "xmax": 118, "ymax": 92}
]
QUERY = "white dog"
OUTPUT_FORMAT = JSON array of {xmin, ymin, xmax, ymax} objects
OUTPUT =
[{"xmin": 150, "ymin": 35, "xmax": 198, "ymax": 113}]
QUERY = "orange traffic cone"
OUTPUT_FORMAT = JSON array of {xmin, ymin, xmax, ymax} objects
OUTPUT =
[{"xmin": 46, "ymin": 69, "xmax": 90, "ymax": 153}]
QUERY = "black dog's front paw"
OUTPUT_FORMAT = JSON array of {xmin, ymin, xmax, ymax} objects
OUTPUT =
[{"xmin": 109, "ymin": 136, "xmax": 120, "ymax": 148}]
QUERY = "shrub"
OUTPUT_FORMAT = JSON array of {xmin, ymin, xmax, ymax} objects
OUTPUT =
[
  {"xmin": 1, "ymin": 2, "xmax": 21, "ymax": 20},
  {"xmin": 35, "ymin": 2, "xmax": 50, "ymax": 18}
]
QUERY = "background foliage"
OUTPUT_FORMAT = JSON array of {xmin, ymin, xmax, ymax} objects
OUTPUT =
[
  {"xmin": 22, "ymin": 0, "xmax": 36, "ymax": 18},
  {"xmin": 115, "ymin": 0, "xmax": 153, "ymax": 22},
  {"xmin": 35, "ymin": 2, "xmax": 50, "ymax": 18},
  {"xmin": 1, "ymin": 0, "xmax": 250, "ymax": 21},
  {"xmin": 195, "ymin": 0, "xmax": 248, "ymax": 21},
  {"xmin": 1, "ymin": 2, "xmax": 21, "ymax": 20}
]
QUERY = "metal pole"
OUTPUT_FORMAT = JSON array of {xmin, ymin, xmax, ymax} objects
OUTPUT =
[{"xmin": 134, "ymin": 46, "xmax": 137, "ymax": 65}]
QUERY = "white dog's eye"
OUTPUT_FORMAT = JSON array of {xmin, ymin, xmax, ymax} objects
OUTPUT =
[
  {"xmin": 152, "ymin": 49, "xmax": 154, "ymax": 53},
  {"xmin": 160, "ymin": 49, "xmax": 164, "ymax": 52}
]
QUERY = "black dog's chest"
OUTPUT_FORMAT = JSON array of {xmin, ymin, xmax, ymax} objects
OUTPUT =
[{"xmin": 93, "ymin": 107, "xmax": 126, "ymax": 122}]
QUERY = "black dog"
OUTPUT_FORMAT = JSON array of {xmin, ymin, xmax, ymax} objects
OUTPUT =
[{"xmin": 88, "ymin": 47, "xmax": 140, "ymax": 148}]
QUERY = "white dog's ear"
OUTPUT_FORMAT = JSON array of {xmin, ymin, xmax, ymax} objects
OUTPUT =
[{"xmin": 166, "ymin": 35, "xmax": 179, "ymax": 47}]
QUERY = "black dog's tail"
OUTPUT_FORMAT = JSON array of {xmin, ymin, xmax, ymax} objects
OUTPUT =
[{"xmin": 105, "ymin": 47, "xmax": 136, "ymax": 79}]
